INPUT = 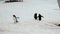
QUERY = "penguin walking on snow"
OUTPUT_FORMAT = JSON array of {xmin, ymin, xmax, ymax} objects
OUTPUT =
[
  {"xmin": 13, "ymin": 15, "xmax": 18, "ymax": 23},
  {"xmin": 38, "ymin": 14, "xmax": 44, "ymax": 21}
]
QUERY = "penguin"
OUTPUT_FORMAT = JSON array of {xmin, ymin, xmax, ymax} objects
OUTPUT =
[
  {"xmin": 34, "ymin": 13, "xmax": 37, "ymax": 20},
  {"xmin": 57, "ymin": 24, "xmax": 60, "ymax": 26},
  {"xmin": 13, "ymin": 15, "xmax": 18, "ymax": 23},
  {"xmin": 38, "ymin": 14, "xmax": 44, "ymax": 21}
]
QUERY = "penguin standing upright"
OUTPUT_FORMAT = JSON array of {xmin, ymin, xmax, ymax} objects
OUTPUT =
[
  {"xmin": 13, "ymin": 15, "xmax": 18, "ymax": 23},
  {"xmin": 34, "ymin": 13, "xmax": 37, "ymax": 20},
  {"xmin": 38, "ymin": 14, "xmax": 43, "ymax": 21}
]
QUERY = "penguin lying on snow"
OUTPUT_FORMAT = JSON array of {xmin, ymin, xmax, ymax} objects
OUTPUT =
[{"xmin": 57, "ymin": 24, "xmax": 60, "ymax": 26}]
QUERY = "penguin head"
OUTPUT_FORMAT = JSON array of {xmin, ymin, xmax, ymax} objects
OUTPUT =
[{"xmin": 13, "ymin": 15, "xmax": 16, "ymax": 17}]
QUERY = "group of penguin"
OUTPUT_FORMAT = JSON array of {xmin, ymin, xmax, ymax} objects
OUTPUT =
[
  {"xmin": 13, "ymin": 13, "xmax": 44, "ymax": 23},
  {"xmin": 34, "ymin": 13, "xmax": 44, "ymax": 21},
  {"xmin": 13, "ymin": 13, "xmax": 60, "ymax": 27},
  {"xmin": 34, "ymin": 13, "xmax": 60, "ymax": 26}
]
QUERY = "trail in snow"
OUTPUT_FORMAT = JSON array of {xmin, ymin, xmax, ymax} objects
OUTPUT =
[{"xmin": 0, "ymin": 19, "xmax": 60, "ymax": 34}]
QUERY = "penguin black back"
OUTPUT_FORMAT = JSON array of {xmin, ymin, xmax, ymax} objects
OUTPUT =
[
  {"xmin": 34, "ymin": 13, "xmax": 37, "ymax": 20},
  {"xmin": 13, "ymin": 15, "xmax": 16, "ymax": 18}
]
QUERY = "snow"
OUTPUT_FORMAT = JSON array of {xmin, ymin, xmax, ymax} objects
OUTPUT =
[{"xmin": 0, "ymin": 0, "xmax": 60, "ymax": 34}]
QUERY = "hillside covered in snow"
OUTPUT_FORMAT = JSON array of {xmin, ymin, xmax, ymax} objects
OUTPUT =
[{"xmin": 0, "ymin": 0, "xmax": 60, "ymax": 34}]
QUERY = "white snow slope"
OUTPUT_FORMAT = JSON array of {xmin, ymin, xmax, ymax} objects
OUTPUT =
[{"xmin": 0, "ymin": 0, "xmax": 60, "ymax": 34}]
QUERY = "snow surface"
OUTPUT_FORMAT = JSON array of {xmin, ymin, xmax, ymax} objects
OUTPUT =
[{"xmin": 0, "ymin": 0, "xmax": 60, "ymax": 34}]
